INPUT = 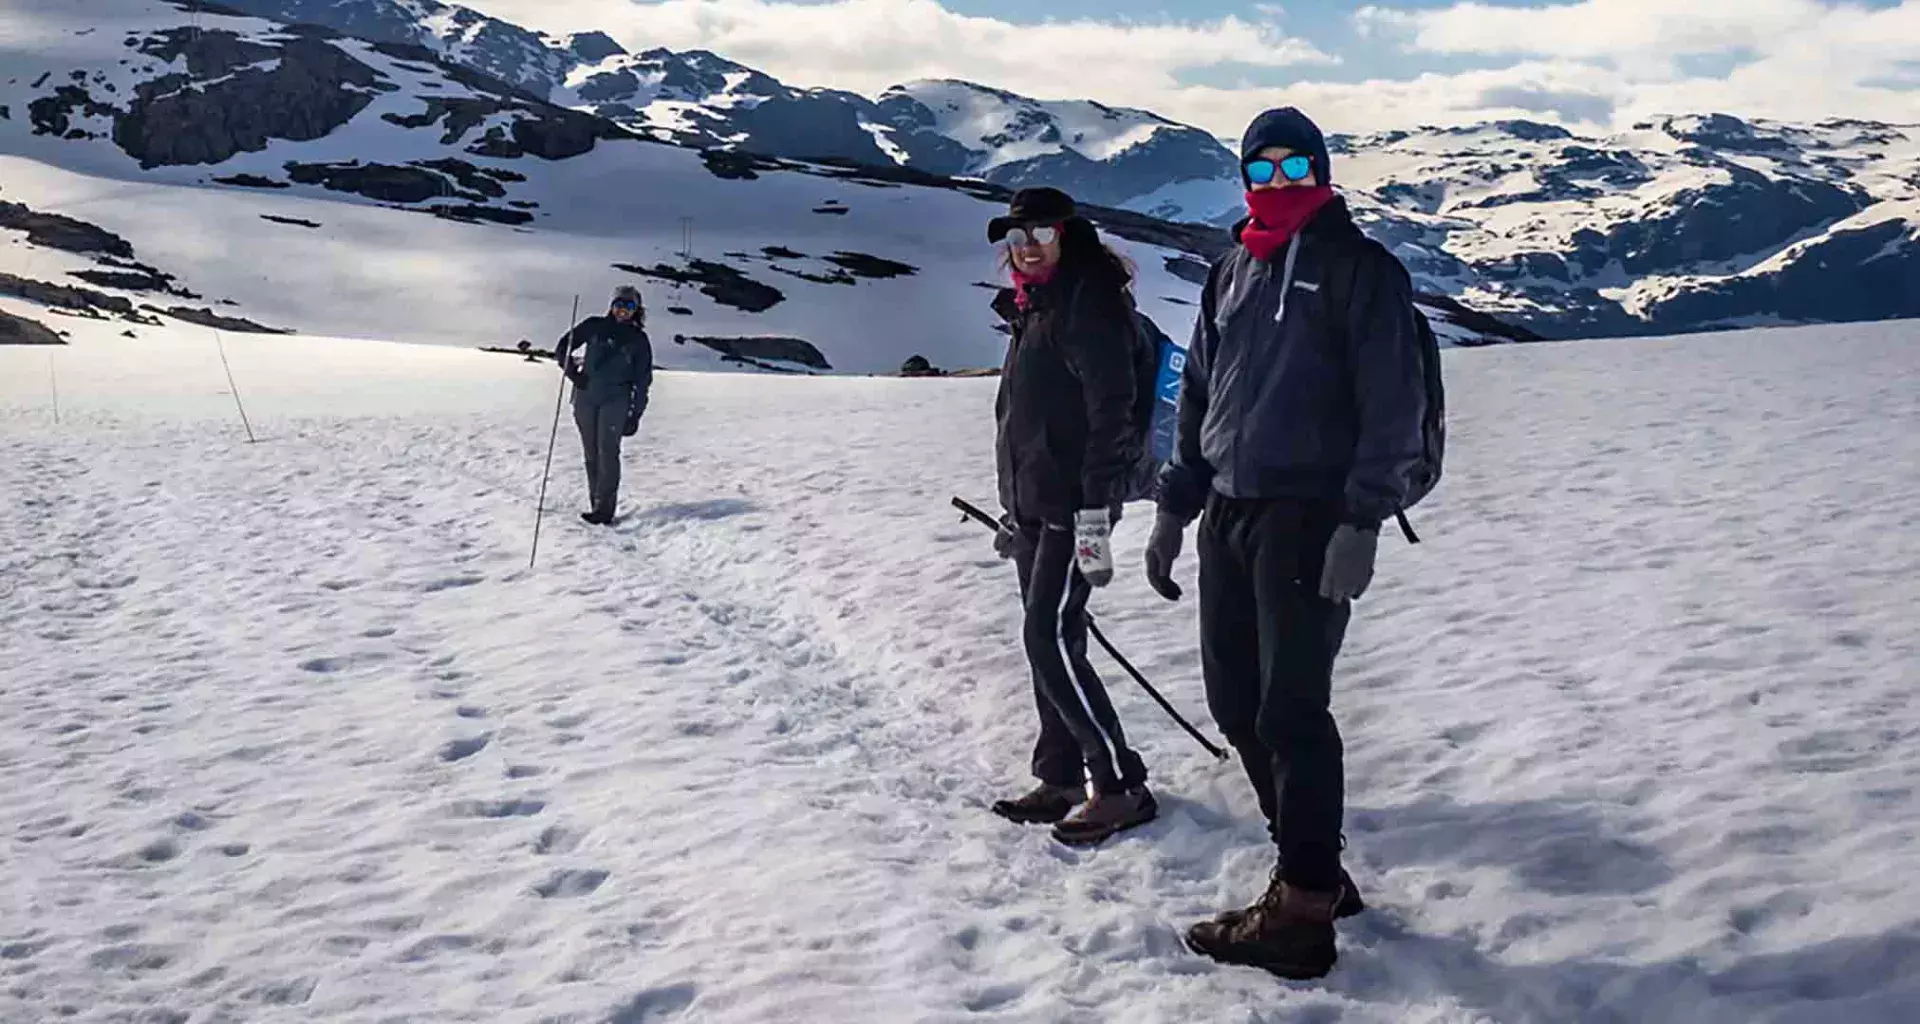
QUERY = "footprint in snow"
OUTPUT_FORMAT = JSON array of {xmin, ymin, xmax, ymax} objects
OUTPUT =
[
  {"xmin": 533, "ymin": 825, "xmax": 583, "ymax": 855},
  {"xmin": 607, "ymin": 984, "xmax": 699, "ymax": 1023},
  {"xmin": 419, "ymin": 574, "xmax": 486, "ymax": 593},
  {"xmin": 450, "ymin": 798, "xmax": 545, "ymax": 819},
  {"xmin": 439, "ymin": 735, "xmax": 491, "ymax": 763},
  {"xmin": 531, "ymin": 868, "xmax": 609, "ymax": 899}
]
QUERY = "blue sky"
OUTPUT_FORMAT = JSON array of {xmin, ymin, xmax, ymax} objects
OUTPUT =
[{"xmin": 473, "ymin": 0, "xmax": 1920, "ymax": 137}]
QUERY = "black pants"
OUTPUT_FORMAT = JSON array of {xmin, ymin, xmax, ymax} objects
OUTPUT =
[
  {"xmin": 1014, "ymin": 521, "xmax": 1148, "ymax": 795},
  {"xmin": 1198, "ymin": 496, "xmax": 1350, "ymax": 892},
  {"xmin": 573, "ymin": 398, "xmax": 626, "ymax": 517}
]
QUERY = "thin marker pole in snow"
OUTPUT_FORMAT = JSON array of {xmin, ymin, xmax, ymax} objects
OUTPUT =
[
  {"xmin": 49, "ymin": 353, "xmax": 60, "ymax": 426},
  {"xmin": 214, "ymin": 331, "xmax": 257, "ymax": 444},
  {"xmin": 529, "ymin": 294, "xmax": 580, "ymax": 570}
]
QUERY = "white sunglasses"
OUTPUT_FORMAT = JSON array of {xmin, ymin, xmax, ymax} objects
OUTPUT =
[{"xmin": 999, "ymin": 225, "xmax": 1060, "ymax": 247}]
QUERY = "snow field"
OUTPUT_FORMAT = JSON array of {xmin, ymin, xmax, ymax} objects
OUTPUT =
[{"xmin": 2, "ymin": 315, "xmax": 1919, "ymax": 1022}]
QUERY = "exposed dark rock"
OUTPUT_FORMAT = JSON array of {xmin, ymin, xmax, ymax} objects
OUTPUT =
[
  {"xmin": 427, "ymin": 204, "xmax": 534, "ymax": 226},
  {"xmin": 823, "ymin": 252, "xmax": 917, "ymax": 279},
  {"xmin": 1163, "ymin": 255, "xmax": 1210, "ymax": 286},
  {"xmin": 509, "ymin": 108, "xmax": 611, "ymax": 160},
  {"xmin": 135, "ymin": 27, "xmax": 278, "ymax": 78},
  {"xmin": 0, "ymin": 309, "xmax": 65, "ymax": 345},
  {"xmin": 68, "ymin": 268, "xmax": 197, "ymax": 297},
  {"xmin": 900, "ymin": 354, "xmax": 943, "ymax": 377},
  {"xmin": 212, "ymin": 173, "xmax": 289, "ymax": 189},
  {"xmin": 569, "ymin": 31, "xmax": 627, "ymax": 63},
  {"xmin": 1414, "ymin": 292, "xmax": 1544, "ymax": 344},
  {"xmin": 674, "ymin": 333, "xmax": 830, "ymax": 371},
  {"xmin": 1646, "ymin": 221, "xmax": 1920, "ymax": 330},
  {"xmin": 260, "ymin": 214, "xmax": 320, "ymax": 228},
  {"xmin": 613, "ymin": 259, "xmax": 784, "ymax": 313},
  {"xmin": 29, "ymin": 86, "xmax": 116, "ymax": 138},
  {"xmin": 0, "ymin": 272, "xmax": 137, "ymax": 316},
  {"xmin": 667, "ymin": 306, "xmax": 692, "ymax": 316},
  {"xmin": 701, "ymin": 149, "xmax": 772, "ymax": 181},
  {"xmin": 286, "ymin": 161, "xmax": 448, "ymax": 203},
  {"xmin": 768, "ymin": 264, "xmax": 856, "ymax": 286},
  {"xmin": 0, "ymin": 202, "xmax": 135, "ymax": 257},
  {"xmin": 114, "ymin": 36, "xmax": 385, "ymax": 167},
  {"xmin": 410, "ymin": 158, "xmax": 508, "ymax": 198},
  {"xmin": 479, "ymin": 339, "xmax": 554, "ymax": 361},
  {"xmin": 812, "ymin": 205, "xmax": 849, "ymax": 215},
  {"xmin": 149, "ymin": 305, "xmax": 291, "ymax": 333},
  {"xmin": 762, "ymin": 246, "xmax": 806, "ymax": 259}
]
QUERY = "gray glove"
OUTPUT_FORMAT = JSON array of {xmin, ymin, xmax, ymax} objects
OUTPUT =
[
  {"xmin": 993, "ymin": 515, "xmax": 1023, "ymax": 560},
  {"xmin": 1143, "ymin": 513, "xmax": 1185, "ymax": 602},
  {"xmin": 1319, "ymin": 524, "xmax": 1379, "ymax": 602}
]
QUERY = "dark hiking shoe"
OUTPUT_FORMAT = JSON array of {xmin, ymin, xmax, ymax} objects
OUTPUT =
[
  {"xmin": 580, "ymin": 510, "xmax": 614, "ymax": 526},
  {"xmin": 1051, "ymin": 786, "xmax": 1158, "ymax": 846},
  {"xmin": 990, "ymin": 783, "xmax": 1083, "ymax": 824},
  {"xmin": 1186, "ymin": 875, "xmax": 1340, "ymax": 980},
  {"xmin": 1201, "ymin": 865, "xmax": 1365, "ymax": 933}
]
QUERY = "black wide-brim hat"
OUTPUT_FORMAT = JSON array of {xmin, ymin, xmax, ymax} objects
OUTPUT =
[{"xmin": 987, "ymin": 187, "xmax": 1078, "ymax": 242}]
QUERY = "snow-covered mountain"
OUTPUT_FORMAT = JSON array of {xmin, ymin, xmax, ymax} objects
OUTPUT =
[
  {"xmin": 192, "ymin": 0, "xmax": 1920, "ymax": 340},
  {"xmin": 0, "ymin": 0, "xmax": 1522, "ymax": 368},
  {"xmin": 204, "ymin": 0, "xmax": 1248, "ymax": 224},
  {"xmin": 1334, "ymin": 116, "xmax": 1920, "ymax": 337}
]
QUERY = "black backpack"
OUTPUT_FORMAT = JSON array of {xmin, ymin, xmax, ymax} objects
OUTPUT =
[
  {"xmin": 1319, "ymin": 241, "xmax": 1446, "ymax": 543},
  {"xmin": 1120, "ymin": 303, "xmax": 1182, "ymax": 504}
]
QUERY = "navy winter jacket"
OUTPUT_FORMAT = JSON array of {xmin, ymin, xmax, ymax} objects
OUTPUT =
[
  {"xmin": 557, "ymin": 315, "xmax": 653, "ymax": 416},
  {"xmin": 1158, "ymin": 195, "xmax": 1427, "ymax": 529}
]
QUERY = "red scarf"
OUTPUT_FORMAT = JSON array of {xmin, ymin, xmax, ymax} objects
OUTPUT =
[
  {"xmin": 1011, "ymin": 264, "xmax": 1057, "ymax": 311},
  {"xmin": 1239, "ymin": 187, "xmax": 1335, "ymax": 261}
]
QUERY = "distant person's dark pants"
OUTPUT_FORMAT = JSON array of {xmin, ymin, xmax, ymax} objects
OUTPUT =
[
  {"xmin": 573, "ymin": 397, "xmax": 626, "ymax": 517},
  {"xmin": 1198, "ymin": 496, "xmax": 1350, "ymax": 893},
  {"xmin": 1014, "ymin": 521, "xmax": 1148, "ymax": 796}
]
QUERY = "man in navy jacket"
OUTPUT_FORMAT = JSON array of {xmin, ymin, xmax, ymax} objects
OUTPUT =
[{"xmin": 1145, "ymin": 107, "xmax": 1428, "ymax": 980}]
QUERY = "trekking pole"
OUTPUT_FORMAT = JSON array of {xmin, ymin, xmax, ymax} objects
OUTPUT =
[
  {"xmin": 951, "ymin": 496, "xmax": 1230, "ymax": 761},
  {"xmin": 529, "ymin": 295, "xmax": 580, "ymax": 570},
  {"xmin": 213, "ymin": 331, "xmax": 257, "ymax": 443},
  {"xmin": 48, "ymin": 352, "xmax": 59, "ymax": 426}
]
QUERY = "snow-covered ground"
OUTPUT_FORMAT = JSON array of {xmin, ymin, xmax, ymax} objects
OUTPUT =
[{"xmin": 3, "ymin": 312, "xmax": 1919, "ymax": 1023}]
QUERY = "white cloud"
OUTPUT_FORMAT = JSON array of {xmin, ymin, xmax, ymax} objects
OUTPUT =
[
  {"xmin": 463, "ymin": 0, "xmax": 1332, "ymax": 112},
  {"xmin": 1350, "ymin": 0, "xmax": 1920, "ymax": 130},
  {"xmin": 459, "ymin": 0, "xmax": 1920, "ymax": 139}
]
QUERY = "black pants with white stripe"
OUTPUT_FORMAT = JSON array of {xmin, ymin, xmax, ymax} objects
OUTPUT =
[{"xmin": 1014, "ymin": 521, "xmax": 1148, "ymax": 795}]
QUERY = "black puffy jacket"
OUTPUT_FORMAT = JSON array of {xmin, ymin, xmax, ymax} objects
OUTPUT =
[
  {"xmin": 557, "ymin": 315, "xmax": 653, "ymax": 413},
  {"xmin": 1158, "ymin": 195, "xmax": 1427, "ymax": 528},
  {"xmin": 993, "ymin": 267, "xmax": 1139, "ymax": 526}
]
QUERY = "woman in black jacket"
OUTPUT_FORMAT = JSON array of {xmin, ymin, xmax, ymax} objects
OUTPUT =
[{"xmin": 986, "ymin": 187, "xmax": 1157, "ymax": 846}]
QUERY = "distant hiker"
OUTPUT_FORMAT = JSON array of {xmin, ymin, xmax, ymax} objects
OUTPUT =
[
  {"xmin": 1146, "ymin": 108, "xmax": 1438, "ymax": 979},
  {"xmin": 985, "ymin": 187, "xmax": 1158, "ymax": 846},
  {"xmin": 556, "ymin": 285, "xmax": 653, "ymax": 525}
]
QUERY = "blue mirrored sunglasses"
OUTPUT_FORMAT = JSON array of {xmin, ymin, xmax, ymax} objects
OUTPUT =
[
  {"xmin": 1245, "ymin": 154, "xmax": 1314, "ymax": 185},
  {"xmin": 611, "ymin": 299, "xmax": 639, "ymax": 310}
]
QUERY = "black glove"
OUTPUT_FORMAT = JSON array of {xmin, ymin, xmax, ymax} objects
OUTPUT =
[
  {"xmin": 622, "ymin": 413, "xmax": 640, "ymax": 437},
  {"xmin": 1319, "ymin": 524, "xmax": 1379, "ymax": 602},
  {"xmin": 1143, "ymin": 513, "xmax": 1185, "ymax": 601}
]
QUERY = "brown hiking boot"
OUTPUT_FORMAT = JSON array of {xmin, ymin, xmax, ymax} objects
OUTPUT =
[
  {"xmin": 990, "ymin": 782, "xmax": 1084, "ymax": 824},
  {"xmin": 1200, "ymin": 865, "xmax": 1366, "ymax": 935},
  {"xmin": 1187, "ymin": 873, "xmax": 1339, "ymax": 980},
  {"xmin": 1051, "ymin": 785, "xmax": 1158, "ymax": 846}
]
